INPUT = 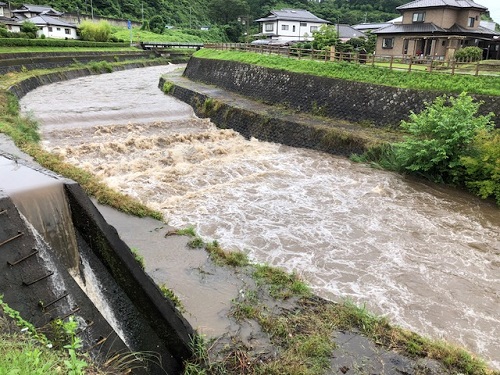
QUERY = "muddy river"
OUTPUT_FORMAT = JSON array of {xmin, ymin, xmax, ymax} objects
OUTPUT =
[{"xmin": 20, "ymin": 65, "xmax": 500, "ymax": 368}]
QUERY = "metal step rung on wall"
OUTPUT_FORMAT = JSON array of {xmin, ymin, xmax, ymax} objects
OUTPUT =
[
  {"xmin": 22, "ymin": 271, "xmax": 54, "ymax": 286},
  {"xmin": 58, "ymin": 307, "xmax": 80, "ymax": 321},
  {"xmin": 0, "ymin": 232, "xmax": 23, "ymax": 248},
  {"xmin": 7, "ymin": 249, "xmax": 38, "ymax": 266},
  {"xmin": 39, "ymin": 291, "xmax": 69, "ymax": 311},
  {"xmin": 0, "ymin": 209, "xmax": 7, "ymax": 215}
]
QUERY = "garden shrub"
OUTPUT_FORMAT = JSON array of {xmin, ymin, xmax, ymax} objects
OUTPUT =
[
  {"xmin": 454, "ymin": 46, "xmax": 482, "ymax": 62},
  {"xmin": 460, "ymin": 129, "xmax": 500, "ymax": 204},
  {"xmin": 391, "ymin": 92, "xmax": 494, "ymax": 184},
  {"xmin": 78, "ymin": 20, "xmax": 112, "ymax": 42}
]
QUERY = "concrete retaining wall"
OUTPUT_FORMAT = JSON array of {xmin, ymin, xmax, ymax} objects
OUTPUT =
[{"xmin": 183, "ymin": 57, "xmax": 499, "ymax": 127}]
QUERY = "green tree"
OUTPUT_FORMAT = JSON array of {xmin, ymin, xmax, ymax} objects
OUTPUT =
[
  {"xmin": 311, "ymin": 24, "xmax": 339, "ymax": 50},
  {"xmin": 149, "ymin": 15, "xmax": 165, "ymax": 34},
  {"xmin": 208, "ymin": 0, "xmax": 249, "ymax": 25},
  {"xmin": 21, "ymin": 21, "xmax": 38, "ymax": 38},
  {"xmin": 392, "ymin": 92, "xmax": 494, "ymax": 183}
]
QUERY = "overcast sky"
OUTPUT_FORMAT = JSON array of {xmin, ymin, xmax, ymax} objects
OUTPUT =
[{"xmin": 478, "ymin": 0, "xmax": 500, "ymax": 24}]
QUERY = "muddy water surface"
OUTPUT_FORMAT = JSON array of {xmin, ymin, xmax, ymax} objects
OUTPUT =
[{"xmin": 20, "ymin": 65, "xmax": 500, "ymax": 368}]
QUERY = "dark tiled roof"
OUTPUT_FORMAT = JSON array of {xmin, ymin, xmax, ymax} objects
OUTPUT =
[
  {"xmin": 256, "ymin": 9, "xmax": 329, "ymax": 24},
  {"xmin": 448, "ymin": 23, "xmax": 500, "ymax": 36},
  {"xmin": 29, "ymin": 15, "xmax": 75, "ymax": 27},
  {"xmin": 13, "ymin": 4, "xmax": 63, "ymax": 16},
  {"xmin": 397, "ymin": 0, "xmax": 487, "ymax": 11},
  {"xmin": 336, "ymin": 24, "xmax": 367, "ymax": 39},
  {"xmin": 373, "ymin": 22, "xmax": 446, "ymax": 34}
]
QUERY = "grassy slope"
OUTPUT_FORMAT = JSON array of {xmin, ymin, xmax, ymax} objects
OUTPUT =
[{"xmin": 193, "ymin": 49, "xmax": 500, "ymax": 96}]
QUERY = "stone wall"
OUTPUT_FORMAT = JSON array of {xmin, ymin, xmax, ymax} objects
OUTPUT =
[
  {"xmin": 183, "ymin": 57, "xmax": 499, "ymax": 127},
  {"xmin": 0, "ymin": 51, "xmax": 156, "ymax": 75}
]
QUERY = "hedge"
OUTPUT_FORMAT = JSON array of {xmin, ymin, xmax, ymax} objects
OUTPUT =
[{"xmin": 0, "ymin": 38, "xmax": 129, "ymax": 48}]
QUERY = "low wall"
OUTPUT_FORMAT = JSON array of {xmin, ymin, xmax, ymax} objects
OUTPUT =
[
  {"xmin": 183, "ymin": 57, "xmax": 500, "ymax": 127},
  {"xmin": 0, "ymin": 51, "xmax": 153, "ymax": 75},
  {"xmin": 7, "ymin": 60, "xmax": 167, "ymax": 99}
]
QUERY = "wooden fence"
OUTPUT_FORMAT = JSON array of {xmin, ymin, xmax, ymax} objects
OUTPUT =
[{"xmin": 203, "ymin": 43, "xmax": 500, "ymax": 76}]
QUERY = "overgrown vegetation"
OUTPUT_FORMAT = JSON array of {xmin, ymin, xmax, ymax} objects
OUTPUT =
[
  {"xmin": 194, "ymin": 49, "xmax": 500, "ymax": 96},
  {"xmin": 354, "ymin": 92, "xmax": 500, "ymax": 205},
  {"xmin": 0, "ymin": 296, "xmax": 90, "ymax": 374}
]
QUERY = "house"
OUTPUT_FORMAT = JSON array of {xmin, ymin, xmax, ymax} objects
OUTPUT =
[
  {"xmin": 255, "ymin": 9, "xmax": 330, "ymax": 43},
  {"xmin": 334, "ymin": 24, "xmax": 367, "ymax": 42},
  {"xmin": 12, "ymin": 4, "xmax": 63, "ymax": 20},
  {"xmin": 29, "ymin": 15, "xmax": 78, "ymax": 39},
  {"xmin": 372, "ymin": 0, "xmax": 500, "ymax": 60}
]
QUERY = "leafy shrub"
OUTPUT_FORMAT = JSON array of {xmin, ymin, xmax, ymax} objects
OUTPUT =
[
  {"xmin": 460, "ymin": 129, "xmax": 500, "ymax": 204},
  {"xmin": 391, "ymin": 92, "xmax": 494, "ymax": 183},
  {"xmin": 20, "ymin": 21, "xmax": 38, "ymax": 39},
  {"xmin": 78, "ymin": 20, "xmax": 112, "ymax": 42},
  {"xmin": 454, "ymin": 46, "xmax": 482, "ymax": 62}
]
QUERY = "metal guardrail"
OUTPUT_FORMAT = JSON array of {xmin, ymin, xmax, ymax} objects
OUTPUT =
[{"xmin": 204, "ymin": 43, "xmax": 500, "ymax": 76}]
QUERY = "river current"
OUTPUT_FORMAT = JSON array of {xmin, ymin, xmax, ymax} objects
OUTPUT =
[{"xmin": 20, "ymin": 65, "xmax": 500, "ymax": 368}]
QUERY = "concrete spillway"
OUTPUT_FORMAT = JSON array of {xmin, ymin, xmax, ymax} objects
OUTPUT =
[{"xmin": 0, "ymin": 153, "xmax": 194, "ymax": 374}]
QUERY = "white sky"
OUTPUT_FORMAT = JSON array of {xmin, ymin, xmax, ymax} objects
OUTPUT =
[{"xmin": 478, "ymin": 0, "xmax": 500, "ymax": 24}]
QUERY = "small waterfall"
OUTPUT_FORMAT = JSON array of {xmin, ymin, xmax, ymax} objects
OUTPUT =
[
  {"xmin": 1, "ymin": 160, "xmax": 79, "ymax": 271},
  {"xmin": 71, "ymin": 253, "xmax": 130, "ymax": 348}
]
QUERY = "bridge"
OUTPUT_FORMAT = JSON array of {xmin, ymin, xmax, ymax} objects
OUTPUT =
[{"xmin": 139, "ymin": 41, "xmax": 204, "ymax": 50}]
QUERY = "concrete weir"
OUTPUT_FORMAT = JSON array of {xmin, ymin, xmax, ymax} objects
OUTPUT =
[{"xmin": 0, "ymin": 153, "xmax": 194, "ymax": 374}]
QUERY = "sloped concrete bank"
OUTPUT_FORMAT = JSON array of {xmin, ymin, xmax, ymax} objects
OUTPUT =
[
  {"xmin": 0, "ymin": 154, "xmax": 194, "ymax": 374},
  {"xmin": 159, "ymin": 71, "xmax": 400, "ymax": 157},
  {"xmin": 182, "ymin": 56, "xmax": 500, "ymax": 128}
]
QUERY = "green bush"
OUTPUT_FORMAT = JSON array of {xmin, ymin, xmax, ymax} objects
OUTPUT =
[
  {"xmin": 78, "ymin": 20, "xmax": 112, "ymax": 42},
  {"xmin": 454, "ymin": 46, "xmax": 482, "ymax": 62},
  {"xmin": 461, "ymin": 129, "xmax": 500, "ymax": 204},
  {"xmin": 391, "ymin": 92, "xmax": 494, "ymax": 183}
]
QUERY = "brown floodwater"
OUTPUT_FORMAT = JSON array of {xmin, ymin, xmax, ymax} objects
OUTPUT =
[{"xmin": 20, "ymin": 65, "xmax": 500, "ymax": 368}]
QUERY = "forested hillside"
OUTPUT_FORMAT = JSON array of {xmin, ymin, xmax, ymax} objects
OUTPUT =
[{"xmin": 9, "ymin": 0, "xmax": 406, "ymax": 30}]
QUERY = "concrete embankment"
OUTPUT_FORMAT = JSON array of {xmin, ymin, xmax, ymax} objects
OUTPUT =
[
  {"xmin": 160, "ymin": 69, "xmax": 401, "ymax": 157},
  {"xmin": 180, "ymin": 56, "xmax": 500, "ymax": 128}
]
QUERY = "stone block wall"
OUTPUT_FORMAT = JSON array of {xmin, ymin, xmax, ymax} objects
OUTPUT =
[{"xmin": 183, "ymin": 57, "xmax": 499, "ymax": 128}]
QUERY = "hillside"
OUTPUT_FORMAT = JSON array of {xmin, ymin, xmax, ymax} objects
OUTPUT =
[{"xmin": 12, "ymin": 0, "xmax": 405, "ymax": 33}]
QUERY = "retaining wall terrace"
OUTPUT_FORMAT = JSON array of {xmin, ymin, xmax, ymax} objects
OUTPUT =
[
  {"xmin": 183, "ymin": 57, "xmax": 500, "ymax": 127},
  {"xmin": 0, "ymin": 51, "xmax": 155, "ymax": 75},
  {"xmin": 7, "ymin": 60, "xmax": 167, "ymax": 99}
]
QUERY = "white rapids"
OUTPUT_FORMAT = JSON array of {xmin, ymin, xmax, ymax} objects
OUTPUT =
[{"xmin": 20, "ymin": 65, "xmax": 500, "ymax": 369}]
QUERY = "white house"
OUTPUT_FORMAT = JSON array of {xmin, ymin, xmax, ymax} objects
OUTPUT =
[
  {"xmin": 255, "ymin": 9, "xmax": 330, "ymax": 43},
  {"xmin": 29, "ymin": 15, "xmax": 78, "ymax": 39}
]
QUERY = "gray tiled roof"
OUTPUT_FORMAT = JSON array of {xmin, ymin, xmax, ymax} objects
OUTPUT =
[
  {"xmin": 13, "ymin": 4, "xmax": 63, "ymax": 15},
  {"xmin": 373, "ymin": 21, "xmax": 500, "ymax": 37},
  {"xmin": 256, "ymin": 9, "xmax": 329, "ymax": 24},
  {"xmin": 336, "ymin": 24, "xmax": 367, "ymax": 39},
  {"xmin": 373, "ymin": 22, "xmax": 446, "ymax": 34},
  {"xmin": 397, "ymin": 0, "xmax": 487, "ymax": 11},
  {"xmin": 29, "ymin": 15, "xmax": 75, "ymax": 27}
]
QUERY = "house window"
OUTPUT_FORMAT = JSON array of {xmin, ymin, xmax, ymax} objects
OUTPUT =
[
  {"xmin": 48, "ymin": 26, "xmax": 53, "ymax": 32},
  {"xmin": 310, "ymin": 26, "xmax": 318, "ymax": 32},
  {"xmin": 468, "ymin": 17, "xmax": 475, "ymax": 27},
  {"xmin": 265, "ymin": 23, "xmax": 273, "ymax": 32},
  {"xmin": 57, "ymin": 27, "xmax": 61, "ymax": 31},
  {"xmin": 382, "ymin": 37, "xmax": 394, "ymax": 49},
  {"xmin": 65, "ymin": 28, "xmax": 70, "ymax": 34},
  {"xmin": 412, "ymin": 12, "xmax": 425, "ymax": 22},
  {"xmin": 293, "ymin": 25, "xmax": 296, "ymax": 32},
  {"xmin": 281, "ymin": 25, "xmax": 289, "ymax": 31},
  {"xmin": 300, "ymin": 22, "xmax": 307, "ymax": 27}
]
